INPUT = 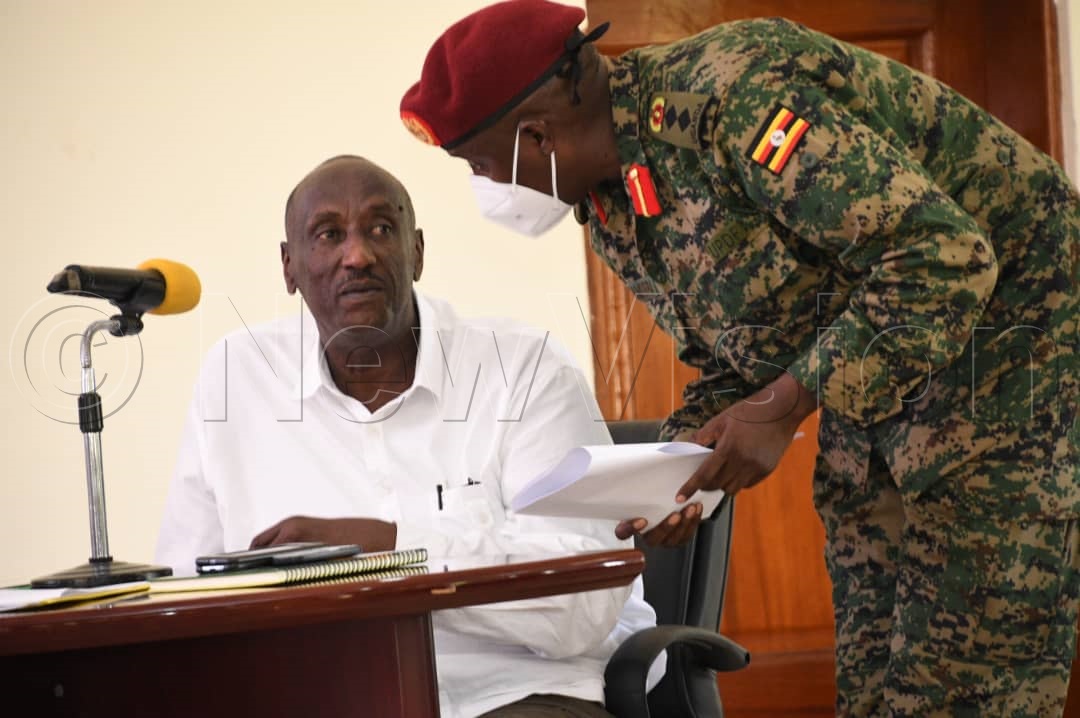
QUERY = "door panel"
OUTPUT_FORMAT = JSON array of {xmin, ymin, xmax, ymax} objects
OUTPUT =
[{"xmin": 583, "ymin": 1, "xmax": 1065, "ymax": 715}]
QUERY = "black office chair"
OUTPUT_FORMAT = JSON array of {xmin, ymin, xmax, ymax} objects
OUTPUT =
[{"xmin": 603, "ymin": 420, "xmax": 750, "ymax": 718}]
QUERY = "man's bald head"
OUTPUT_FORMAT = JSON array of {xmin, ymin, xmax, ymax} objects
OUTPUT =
[{"xmin": 284, "ymin": 156, "xmax": 416, "ymax": 244}]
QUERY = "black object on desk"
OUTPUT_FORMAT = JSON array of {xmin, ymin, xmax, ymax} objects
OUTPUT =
[
  {"xmin": 195, "ymin": 543, "xmax": 363, "ymax": 573},
  {"xmin": 198, "ymin": 539, "xmax": 367, "ymax": 574}
]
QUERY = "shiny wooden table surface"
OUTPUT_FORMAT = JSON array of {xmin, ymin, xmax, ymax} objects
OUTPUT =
[{"xmin": 0, "ymin": 550, "xmax": 643, "ymax": 717}]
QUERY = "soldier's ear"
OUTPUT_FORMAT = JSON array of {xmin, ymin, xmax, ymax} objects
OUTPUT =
[{"xmin": 519, "ymin": 118, "xmax": 555, "ymax": 156}]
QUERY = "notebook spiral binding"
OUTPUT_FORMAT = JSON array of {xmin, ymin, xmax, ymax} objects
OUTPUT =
[
  {"xmin": 302, "ymin": 566, "xmax": 430, "ymax": 589},
  {"xmin": 281, "ymin": 548, "xmax": 428, "ymax": 584}
]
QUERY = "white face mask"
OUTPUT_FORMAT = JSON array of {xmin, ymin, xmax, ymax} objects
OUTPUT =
[{"xmin": 469, "ymin": 126, "xmax": 573, "ymax": 238}]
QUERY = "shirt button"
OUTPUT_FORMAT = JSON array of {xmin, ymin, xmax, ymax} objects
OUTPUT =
[
  {"xmin": 799, "ymin": 152, "xmax": 819, "ymax": 168},
  {"xmin": 986, "ymin": 169, "xmax": 1005, "ymax": 187},
  {"xmin": 996, "ymin": 148, "xmax": 1011, "ymax": 164}
]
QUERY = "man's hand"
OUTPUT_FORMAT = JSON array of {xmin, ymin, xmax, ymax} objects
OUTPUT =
[
  {"xmin": 614, "ymin": 503, "xmax": 702, "ymax": 544},
  {"xmin": 249, "ymin": 516, "xmax": 397, "ymax": 551},
  {"xmin": 619, "ymin": 373, "xmax": 817, "ymax": 548}
]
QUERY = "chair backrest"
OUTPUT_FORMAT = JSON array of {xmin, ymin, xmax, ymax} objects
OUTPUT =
[{"xmin": 606, "ymin": 420, "xmax": 736, "ymax": 716}]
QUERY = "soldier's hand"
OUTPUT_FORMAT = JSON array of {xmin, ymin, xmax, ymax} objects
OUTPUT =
[
  {"xmin": 679, "ymin": 411, "xmax": 791, "ymax": 498},
  {"xmin": 627, "ymin": 374, "xmax": 817, "ymax": 548},
  {"xmin": 677, "ymin": 373, "xmax": 817, "ymax": 501}
]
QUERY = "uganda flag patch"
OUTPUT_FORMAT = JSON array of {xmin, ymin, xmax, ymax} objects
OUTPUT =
[{"xmin": 748, "ymin": 106, "xmax": 810, "ymax": 175}]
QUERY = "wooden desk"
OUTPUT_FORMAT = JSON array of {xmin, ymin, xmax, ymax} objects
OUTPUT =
[{"xmin": 0, "ymin": 550, "xmax": 643, "ymax": 717}]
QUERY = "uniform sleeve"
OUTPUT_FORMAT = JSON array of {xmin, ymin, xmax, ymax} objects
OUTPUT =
[
  {"xmin": 715, "ymin": 86, "xmax": 998, "ymax": 427},
  {"xmin": 659, "ymin": 367, "xmax": 759, "ymax": 441},
  {"xmin": 398, "ymin": 362, "xmax": 649, "ymax": 660}
]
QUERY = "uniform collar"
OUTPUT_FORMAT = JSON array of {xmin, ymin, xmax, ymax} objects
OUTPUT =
[
  {"xmin": 299, "ymin": 291, "xmax": 442, "ymax": 403},
  {"xmin": 585, "ymin": 54, "xmax": 664, "ymax": 225}
]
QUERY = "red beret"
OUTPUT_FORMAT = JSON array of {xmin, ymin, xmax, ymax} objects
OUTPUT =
[{"xmin": 401, "ymin": 0, "xmax": 604, "ymax": 150}]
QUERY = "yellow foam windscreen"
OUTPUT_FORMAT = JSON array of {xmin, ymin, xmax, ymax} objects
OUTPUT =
[{"xmin": 137, "ymin": 259, "xmax": 202, "ymax": 315}]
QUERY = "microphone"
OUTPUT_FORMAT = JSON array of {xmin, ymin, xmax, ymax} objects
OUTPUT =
[
  {"xmin": 31, "ymin": 260, "xmax": 201, "ymax": 588},
  {"xmin": 47, "ymin": 259, "xmax": 201, "ymax": 315}
]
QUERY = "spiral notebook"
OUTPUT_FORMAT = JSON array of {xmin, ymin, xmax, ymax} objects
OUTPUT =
[{"xmin": 149, "ymin": 548, "xmax": 428, "ymax": 593}]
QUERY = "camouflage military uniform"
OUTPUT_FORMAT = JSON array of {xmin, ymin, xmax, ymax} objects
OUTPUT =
[{"xmin": 581, "ymin": 18, "xmax": 1080, "ymax": 717}]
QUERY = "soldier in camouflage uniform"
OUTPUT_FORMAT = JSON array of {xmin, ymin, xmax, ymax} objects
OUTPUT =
[{"xmin": 400, "ymin": 1, "xmax": 1079, "ymax": 714}]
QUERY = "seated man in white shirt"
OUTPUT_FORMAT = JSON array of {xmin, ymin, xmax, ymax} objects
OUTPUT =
[{"xmin": 155, "ymin": 155, "xmax": 662, "ymax": 718}]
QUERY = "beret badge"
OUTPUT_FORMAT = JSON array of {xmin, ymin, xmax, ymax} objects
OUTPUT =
[{"xmin": 401, "ymin": 111, "xmax": 440, "ymax": 146}]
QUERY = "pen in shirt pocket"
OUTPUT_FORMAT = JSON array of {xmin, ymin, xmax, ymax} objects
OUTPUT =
[{"xmin": 436, "ymin": 478, "xmax": 480, "ymax": 511}]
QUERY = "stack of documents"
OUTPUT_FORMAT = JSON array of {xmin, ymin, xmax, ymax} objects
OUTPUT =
[
  {"xmin": 149, "ymin": 548, "xmax": 428, "ymax": 593},
  {"xmin": 511, "ymin": 442, "xmax": 724, "ymax": 528},
  {"xmin": 0, "ymin": 581, "xmax": 150, "ymax": 612}
]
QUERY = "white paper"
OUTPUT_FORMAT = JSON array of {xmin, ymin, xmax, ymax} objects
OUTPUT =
[
  {"xmin": 0, "ymin": 588, "xmax": 69, "ymax": 611},
  {"xmin": 510, "ymin": 442, "xmax": 723, "ymax": 529},
  {"xmin": 0, "ymin": 581, "xmax": 149, "ymax": 612}
]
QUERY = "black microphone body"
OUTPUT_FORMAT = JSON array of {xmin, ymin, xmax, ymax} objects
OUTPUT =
[
  {"xmin": 48, "ymin": 259, "xmax": 201, "ymax": 316},
  {"xmin": 48, "ymin": 265, "xmax": 166, "ymax": 315}
]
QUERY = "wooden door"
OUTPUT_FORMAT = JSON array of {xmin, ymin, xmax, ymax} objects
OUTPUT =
[{"xmin": 583, "ymin": 1, "xmax": 1066, "ymax": 715}]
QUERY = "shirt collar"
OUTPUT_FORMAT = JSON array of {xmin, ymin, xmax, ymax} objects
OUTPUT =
[
  {"xmin": 409, "ymin": 292, "xmax": 444, "ymax": 399},
  {"xmin": 299, "ymin": 291, "xmax": 443, "ymax": 403},
  {"xmin": 606, "ymin": 54, "xmax": 646, "ymax": 178}
]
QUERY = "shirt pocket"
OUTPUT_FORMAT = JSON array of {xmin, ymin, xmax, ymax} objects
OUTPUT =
[
  {"xmin": 706, "ymin": 220, "xmax": 802, "ymax": 320},
  {"xmin": 441, "ymin": 481, "xmax": 505, "ymax": 532}
]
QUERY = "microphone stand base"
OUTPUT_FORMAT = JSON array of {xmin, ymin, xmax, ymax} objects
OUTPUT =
[{"xmin": 30, "ymin": 559, "xmax": 172, "ymax": 588}]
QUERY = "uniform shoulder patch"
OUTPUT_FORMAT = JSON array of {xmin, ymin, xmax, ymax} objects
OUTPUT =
[
  {"xmin": 747, "ymin": 105, "xmax": 811, "ymax": 175},
  {"xmin": 647, "ymin": 91, "xmax": 716, "ymax": 150}
]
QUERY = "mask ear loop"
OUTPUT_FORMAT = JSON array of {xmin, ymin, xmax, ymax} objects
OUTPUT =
[
  {"xmin": 511, "ymin": 125, "xmax": 522, "ymax": 190},
  {"xmin": 550, "ymin": 150, "xmax": 559, "ymax": 204},
  {"xmin": 514, "ymin": 124, "xmax": 561, "ymax": 204}
]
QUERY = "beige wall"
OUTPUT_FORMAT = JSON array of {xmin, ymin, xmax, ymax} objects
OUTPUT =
[
  {"xmin": 2, "ymin": 1, "xmax": 1079, "ymax": 588},
  {"xmin": 0, "ymin": 0, "xmax": 590, "ymax": 586}
]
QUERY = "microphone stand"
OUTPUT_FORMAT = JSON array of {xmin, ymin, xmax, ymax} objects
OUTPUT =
[{"xmin": 31, "ymin": 312, "xmax": 173, "ymax": 588}]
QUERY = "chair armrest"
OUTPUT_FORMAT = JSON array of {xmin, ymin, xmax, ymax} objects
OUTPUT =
[{"xmin": 604, "ymin": 626, "xmax": 750, "ymax": 718}]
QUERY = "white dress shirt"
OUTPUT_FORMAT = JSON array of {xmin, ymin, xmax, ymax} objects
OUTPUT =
[{"xmin": 156, "ymin": 292, "xmax": 663, "ymax": 718}]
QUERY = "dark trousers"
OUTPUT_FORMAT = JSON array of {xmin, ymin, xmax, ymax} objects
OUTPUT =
[{"xmin": 477, "ymin": 693, "xmax": 614, "ymax": 717}]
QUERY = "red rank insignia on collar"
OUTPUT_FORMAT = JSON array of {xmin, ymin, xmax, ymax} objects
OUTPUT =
[
  {"xmin": 626, "ymin": 163, "xmax": 662, "ymax": 217},
  {"xmin": 588, "ymin": 191, "xmax": 608, "ymax": 225}
]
